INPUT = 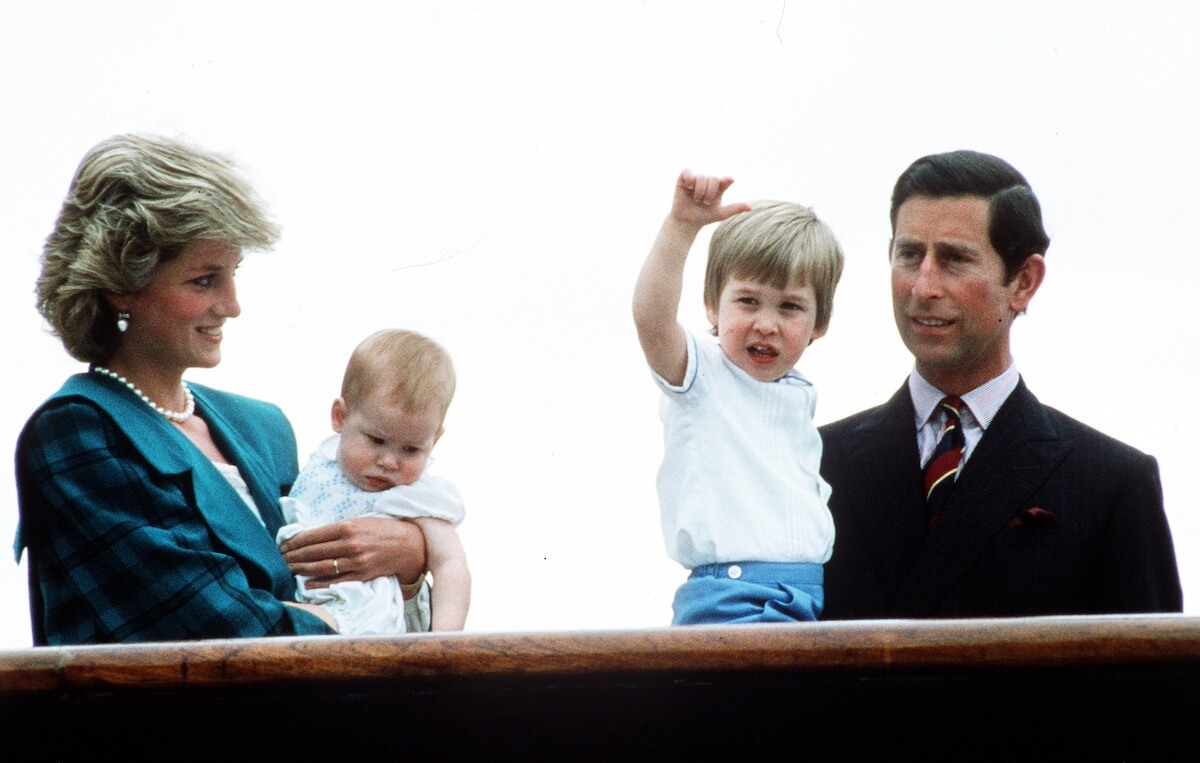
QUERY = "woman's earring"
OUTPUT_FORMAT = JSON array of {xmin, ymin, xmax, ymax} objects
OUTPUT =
[{"xmin": 116, "ymin": 311, "xmax": 130, "ymax": 333}]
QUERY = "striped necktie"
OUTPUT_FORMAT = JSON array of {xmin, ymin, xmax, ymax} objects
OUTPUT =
[{"xmin": 924, "ymin": 396, "xmax": 965, "ymax": 528}]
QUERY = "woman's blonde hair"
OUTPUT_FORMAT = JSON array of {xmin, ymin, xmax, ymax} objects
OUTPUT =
[
  {"xmin": 36, "ymin": 134, "xmax": 280, "ymax": 363},
  {"xmin": 704, "ymin": 201, "xmax": 844, "ymax": 333}
]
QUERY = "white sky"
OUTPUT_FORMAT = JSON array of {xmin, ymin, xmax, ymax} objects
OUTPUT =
[{"xmin": 2, "ymin": 1, "xmax": 1198, "ymax": 647}]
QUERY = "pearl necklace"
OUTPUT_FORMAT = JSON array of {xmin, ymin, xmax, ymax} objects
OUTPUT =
[{"xmin": 92, "ymin": 366, "xmax": 195, "ymax": 423}]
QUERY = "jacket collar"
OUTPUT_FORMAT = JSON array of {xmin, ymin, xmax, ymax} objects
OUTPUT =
[{"xmin": 52, "ymin": 373, "xmax": 292, "ymax": 588}]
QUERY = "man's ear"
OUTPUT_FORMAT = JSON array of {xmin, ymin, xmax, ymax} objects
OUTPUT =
[
  {"xmin": 330, "ymin": 398, "xmax": 348, "ymax": 433},
  {"xmin": 1009, "ymin": 254, "xmax": 1046, "ymax": 314}
]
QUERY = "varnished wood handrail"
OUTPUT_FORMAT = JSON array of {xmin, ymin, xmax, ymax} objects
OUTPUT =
[{"xmin": 3, "ymin": 615, "xmax": 1199, "ymax": 694}]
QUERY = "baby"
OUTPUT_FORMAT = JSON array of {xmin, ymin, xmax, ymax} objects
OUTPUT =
[{"xmin": 278, "ymin": 329, "xmax": 470, "ymax": 633}]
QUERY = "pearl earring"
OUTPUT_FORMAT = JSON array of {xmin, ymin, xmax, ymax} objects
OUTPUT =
[{"xmin": 116, "ymin": 311, "xmax": 130, "ymax": 333}]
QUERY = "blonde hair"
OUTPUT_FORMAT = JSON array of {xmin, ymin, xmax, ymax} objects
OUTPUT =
[
  {"xmin": 341, "ymin": 329, "xmax": 457, "ymax": 424},
  {"xmin": 36, "ymin": 134, "xmax": 279, "ymax": 363},
  {"xmin": 703, "ymin": 201, "xmax": 844, "ymax": 333}
]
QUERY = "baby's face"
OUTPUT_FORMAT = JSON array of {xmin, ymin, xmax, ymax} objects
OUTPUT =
[{"xmin": 331, "ymin": 392, "xmax": 443, "ymax": 492}]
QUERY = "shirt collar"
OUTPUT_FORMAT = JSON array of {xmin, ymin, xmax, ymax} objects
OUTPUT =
[
  {"xmin": 318, "ymin": 433, "xmax": 341, "ymax": 460},
  {"xmin": 908, "ymin": 363, "xmax": 1020, "ymax": 431}
]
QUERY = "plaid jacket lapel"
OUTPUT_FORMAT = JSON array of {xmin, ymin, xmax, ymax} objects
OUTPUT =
[{"xmin": 54, "ymin": 374, "xmax": 294, "ymax": 594}]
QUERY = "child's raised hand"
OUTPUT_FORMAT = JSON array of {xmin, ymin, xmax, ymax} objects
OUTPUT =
[
  {"xmin": 670, "ymin": 170, "xmax": 752, "ymax": 226},
  {"xmin": 636, "ymin": 169, "xmax": 749, "ymax": 385}
]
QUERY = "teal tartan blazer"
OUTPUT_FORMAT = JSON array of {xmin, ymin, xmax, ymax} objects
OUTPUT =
[{"xmin": 14, "ymin": 372, "xmax": 333, "ymax": 645}]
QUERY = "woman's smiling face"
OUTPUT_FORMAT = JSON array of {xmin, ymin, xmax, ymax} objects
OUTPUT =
[{"xmin": 116, "ymin": 240, "xmax": 244, "ymax": 376}]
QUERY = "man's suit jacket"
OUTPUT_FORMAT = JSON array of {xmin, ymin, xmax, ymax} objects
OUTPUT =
[
  {"xmin": 15, "ymin": 373, "xmax": 333, "ymax": 644},
  {"xmin": 819, "ymin": 379, "xmax": 1182, "ymax": 619}
]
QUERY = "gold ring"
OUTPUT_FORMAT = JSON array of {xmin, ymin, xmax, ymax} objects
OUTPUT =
[{"xmin": 333, "ymin": 558, "xmax": 341, "ymax": 576}]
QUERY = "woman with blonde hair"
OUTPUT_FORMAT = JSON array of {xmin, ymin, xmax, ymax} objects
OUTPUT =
[{"xmin": 15, "ymin": 134, "xmax": 426, "ymax": 644}]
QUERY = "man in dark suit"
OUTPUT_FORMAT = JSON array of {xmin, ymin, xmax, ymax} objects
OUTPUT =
[{"xmin": 819, "ymin": 150, "xmax": 1182, "ymax": 619}]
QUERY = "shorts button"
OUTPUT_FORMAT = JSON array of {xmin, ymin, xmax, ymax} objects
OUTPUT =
[{"xmin": 727, "ymin": 564, "xmax": 742, "ymax": 579}]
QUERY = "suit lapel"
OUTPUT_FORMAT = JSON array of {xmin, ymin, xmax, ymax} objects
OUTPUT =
[
  {"xmin": 893, "ymin": 380, "xmax": 1072, "ymax": 615},
  {"xmin": 836, "ymin": 387, "xmax": 929, "ymax": 600}
]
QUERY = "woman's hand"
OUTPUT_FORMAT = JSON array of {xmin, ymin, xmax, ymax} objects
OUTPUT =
[{"xmin": 279, "ymin": 517, "xmax": 427, "ymax": 588}]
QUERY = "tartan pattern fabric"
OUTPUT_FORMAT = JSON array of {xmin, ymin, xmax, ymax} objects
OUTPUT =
[
  {"xmin": 924, "ymin": 396, "xmax": 965, "ymax": 529},
  {"xmin": 15, "ymin": 376, "xmax": 333, "ymax": 644}
]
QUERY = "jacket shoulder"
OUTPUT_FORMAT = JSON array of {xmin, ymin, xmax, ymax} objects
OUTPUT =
[
  {"xmin": 190, "ymin": 384, "xmax": 292, "ymax": 439},
  {"xmin": 189, "ymin": 383, "xmax": 297, "ymax": 472},
  {"xmin": 1038, "ymin": 402, "xmax": 1155, "ymax": 465},
  {"xmin": 820, "ymin": 405, "xmax": 886, "ymax": 437},
  {"xmin": 190, "ymin": 383, "xmax": 288, "ymax": 422},
  {"xmin": 819, "ymin": 385, "xmax": 911, "ymax": 442}
]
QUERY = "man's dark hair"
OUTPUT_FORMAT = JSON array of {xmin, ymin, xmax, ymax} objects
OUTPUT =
[{"xmin": 890, "ymin": 150, "xmax": 1050, "ymax": 281}]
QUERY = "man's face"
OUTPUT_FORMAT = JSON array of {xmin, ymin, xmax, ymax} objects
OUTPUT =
[{"xmin": 889, "ymin": 195, "xmax": 1043, "ymax": 395}]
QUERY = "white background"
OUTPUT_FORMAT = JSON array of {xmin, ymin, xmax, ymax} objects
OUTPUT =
[{"xmin": 2, "ymin": 1, "xmax": 1197, "ymax": 647}]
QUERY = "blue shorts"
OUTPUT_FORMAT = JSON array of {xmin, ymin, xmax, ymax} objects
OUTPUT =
[{"xmin": 671, "ymin": 561, "xmax": 824, "ymax": 625}]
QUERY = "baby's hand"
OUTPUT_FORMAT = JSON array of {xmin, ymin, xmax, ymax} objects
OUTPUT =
[{"xmin": 669, "ymin": 170, "xmax": 752, "ymax": 226}]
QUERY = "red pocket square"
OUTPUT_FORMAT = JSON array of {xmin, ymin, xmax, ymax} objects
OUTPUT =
[{"xmin": 1008, "ymin": 507, "xmax": 1059, "ymax": 529}]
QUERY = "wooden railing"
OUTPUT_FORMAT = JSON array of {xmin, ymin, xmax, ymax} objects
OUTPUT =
[{"xmin": 3, "ymin": 616, "xmax": 1198, "ymax": 758}]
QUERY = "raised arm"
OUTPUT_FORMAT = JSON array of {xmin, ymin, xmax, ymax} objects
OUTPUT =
[{"xmin": 632, "ymin": 170, "xmax": 750, "ymax": 386}]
